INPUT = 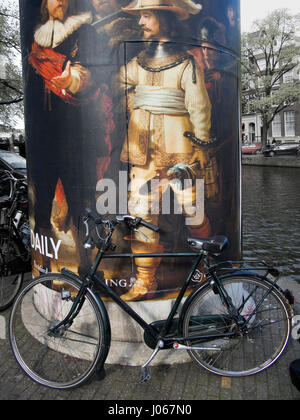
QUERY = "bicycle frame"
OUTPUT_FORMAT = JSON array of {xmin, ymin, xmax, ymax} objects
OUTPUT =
[
  {"xmin": 59, "ymin": 247, "xmax": 238, "ymax": 349},
  {"xmin": 95, "ymin": 250, "xmax": 202, "ymax": 337},
  {"xmin": 10, "ymin": 208, "xmax": 294, "ymax": 388},
  {"xmin": 54, "ymin": 212, "xmax": 290, "ymax": 351}
]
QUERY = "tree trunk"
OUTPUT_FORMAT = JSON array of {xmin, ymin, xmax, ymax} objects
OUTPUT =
[{"xmin": 261, "ymin": 118, "xmax": 269, "ymax": 147}]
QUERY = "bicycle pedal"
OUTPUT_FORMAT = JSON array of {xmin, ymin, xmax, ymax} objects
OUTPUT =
[{"xmin": 140, "ymin": 366, "xmax": 151, "ymax": 384}]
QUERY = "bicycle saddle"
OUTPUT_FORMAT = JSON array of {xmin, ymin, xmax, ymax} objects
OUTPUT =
[{"xmin": 187, "ymin": 235, "xmax": 229, "ymax": 254}]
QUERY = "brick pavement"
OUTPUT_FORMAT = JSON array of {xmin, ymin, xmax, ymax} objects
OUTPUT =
[{"xmin": 0, "ymin": 277, "xmax": 299, "ymax": 401}]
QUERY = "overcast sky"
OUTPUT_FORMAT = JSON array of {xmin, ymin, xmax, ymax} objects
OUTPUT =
[{"xmin": 240, "ymin": 0, "xmax": 299, "ymax": 32}]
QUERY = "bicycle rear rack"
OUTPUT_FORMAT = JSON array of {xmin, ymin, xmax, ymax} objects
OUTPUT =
[{"xmin": 209, "ymin": 259, "xmax": 280, "ymax": 280}]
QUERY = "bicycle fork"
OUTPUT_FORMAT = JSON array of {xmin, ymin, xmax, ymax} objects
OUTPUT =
[{"xmin": 48, "ymin": 277, "xmax": 89, "ymax": 336}]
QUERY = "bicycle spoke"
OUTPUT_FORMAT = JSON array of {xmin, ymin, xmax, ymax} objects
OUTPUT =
[
  {"xmin": 9, "ymin": 275, "xmax": 108, "ymax": 389},
  {"xmin": 182, "ymin": 276, "xmax": 291, "ymax": 376}
]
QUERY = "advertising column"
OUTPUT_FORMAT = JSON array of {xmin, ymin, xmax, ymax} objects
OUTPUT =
[{"xmin": 19, "ymin": 0, "xmax": 241, "ymax": 349}]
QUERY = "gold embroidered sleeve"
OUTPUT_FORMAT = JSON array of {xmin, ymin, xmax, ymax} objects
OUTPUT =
[{"xmin": 181, "ymin": 61, "xmax": 211, "ymax": 141}]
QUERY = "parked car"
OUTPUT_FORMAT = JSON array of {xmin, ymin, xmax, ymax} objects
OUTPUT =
[
  {"xmin": 263, "ymin": 142, "xmax": 300, "ymax": 157},
  {"xmin": 0, "ymin": 150, "xmax": 27, "ymax": 178},
  {"xmin": 242, "ymin": 143, "xmax": 262, "ymax": 154}
]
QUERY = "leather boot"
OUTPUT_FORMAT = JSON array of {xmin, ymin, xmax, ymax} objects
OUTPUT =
[{"xmin": 121, "ymin": 239, "xmax": 164, "ymax": 301}]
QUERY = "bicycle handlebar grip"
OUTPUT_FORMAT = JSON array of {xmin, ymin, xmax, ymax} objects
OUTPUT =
[
  {"xmin": 85, "ymin": 208, "xmax": 102, "ymax": 224},
  {"xmin": 139, "ymin": 219, "xmax": 159, "ymax": 232}
]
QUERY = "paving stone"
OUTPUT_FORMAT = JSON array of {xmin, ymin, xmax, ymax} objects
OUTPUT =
[{"xmin": 1, "ymin": 294, "xmax": 299, "ymax": 401}]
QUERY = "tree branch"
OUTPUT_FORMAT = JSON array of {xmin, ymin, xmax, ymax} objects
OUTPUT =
[
  {"xmin": 0, "ymin": 97, "xmax": 23, "ymax": 106},
  {"xmin": 0, "ymin": 79, "xmax": 23, "ymax": 96}
]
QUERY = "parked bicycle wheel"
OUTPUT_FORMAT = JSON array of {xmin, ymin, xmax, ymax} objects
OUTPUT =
[
  {"xmin": 0, "ymin": 231, "xmax": 23, "ymax": 311},
  {"xmin": 181, "ymin": 275, "xmax": 292, "ymax": 377},
  {"xmin": 9, "ymin": 274, "xmax": 110, "ymax": 389}
]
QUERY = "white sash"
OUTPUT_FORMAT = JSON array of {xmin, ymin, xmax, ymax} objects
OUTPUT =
[{"xmin": 133, "ymin": 85, "xmax": 188, "ymax": 115}]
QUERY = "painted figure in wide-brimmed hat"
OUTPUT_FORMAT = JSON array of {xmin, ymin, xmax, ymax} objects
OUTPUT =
[
  {"xmin": 116, "ymin": 0, "xmax": 218, "ymax": 301},
  {"xmin": 122, "ymin": 0, "xmax": 201, "ymax": 20}
]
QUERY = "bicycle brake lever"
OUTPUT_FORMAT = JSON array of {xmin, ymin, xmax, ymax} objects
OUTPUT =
[
  {"xmin": 116, "ymin": 215, "xmax": 136, "ymax": 223},
  {"xmin": 83, "ymin": 218, "xmax": 89, "ymax": 237}
]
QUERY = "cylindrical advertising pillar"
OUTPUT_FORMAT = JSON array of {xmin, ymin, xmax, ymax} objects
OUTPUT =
[{"xmin": 19, "ymin": 0, "xmax": 241, "ymax": 365}]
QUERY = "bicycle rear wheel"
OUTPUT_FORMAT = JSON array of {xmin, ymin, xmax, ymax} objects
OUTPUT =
[
  {"xmin": 0, "ymin": 232, "xmax": 23, "ymax": 311},
  {"xmin": 9, "ymin": 274, "xmax": 110, "ymax": 389},
  {"xmin": 182, "ymin": 275, "xmax": 292, "ymax": 377}
]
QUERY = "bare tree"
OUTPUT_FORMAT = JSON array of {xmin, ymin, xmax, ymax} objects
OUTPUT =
[
  {"xmin": 0, "ymin": 0, "xmax": 23, "ymax": 125},
  {"xmin": 241, "ymin": 9, "xmax": 300, "ymax": 145}
]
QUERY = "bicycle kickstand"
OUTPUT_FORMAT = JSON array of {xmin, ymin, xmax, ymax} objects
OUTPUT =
[{"xmin": 140, "ymin": 340, "xmax": 164, "ymax": 384}]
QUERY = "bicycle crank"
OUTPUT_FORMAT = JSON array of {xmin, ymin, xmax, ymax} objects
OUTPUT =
[{"xmin": 173, "ymin": 343, "xmax": 221, "ymax": 351}]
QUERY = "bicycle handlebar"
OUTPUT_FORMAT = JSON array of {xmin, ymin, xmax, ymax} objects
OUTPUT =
[
  {"xmin": 137, "ymin": 218, "xmax": 159, "ymax": 232},
  {"xmin": 85, "ymin": 209, "xmax": 159, "ymax": 232},
  {"xmin": 83, "ymin": 209, "xmax": 159, "ymax": 250},
  {"xmin": 115, "ymin": 215, "xmax": 159, "ymax": 232}
]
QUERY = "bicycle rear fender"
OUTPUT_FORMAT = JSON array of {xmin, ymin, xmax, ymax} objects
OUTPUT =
[
  {"xmin": 219, "ymin": 270, "xmax": 294, "ymax": 307},
  {"xmin": 178, "ymin": 280, "xmax": 210, "ymax": 335},
  {"xmin": 177, "ymin": 270, "xmax": 291, "ymax": 335},
  {"xmin": 219, "ymin": 269, "xmax": 285, "ymax": 294}
]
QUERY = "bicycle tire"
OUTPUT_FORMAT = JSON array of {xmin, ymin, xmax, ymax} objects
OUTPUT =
[
  {"xmin": 181, "ymin": 275, "xmax": 292, "ymax": 377},
  {"xmin": 9, "ymin": 273, "xmax": 110, "ymax": 389},
  {"xmin": 0, "ymin": 231, "xmax": 23, "ymax": 311}
]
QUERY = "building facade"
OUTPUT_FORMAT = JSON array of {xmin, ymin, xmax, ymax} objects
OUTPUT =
[{"xmin": 242, "ymin": 39, "xmax": 300, "ymax": 145}]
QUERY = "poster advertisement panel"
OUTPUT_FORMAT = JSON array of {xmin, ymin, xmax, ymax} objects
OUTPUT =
[{"xmin": 19, "ymin": 0, "xmax": 241, "ymax": 302}]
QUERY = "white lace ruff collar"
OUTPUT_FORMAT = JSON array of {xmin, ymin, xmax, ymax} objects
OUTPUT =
[{"xmin": 34, "ymin": 12, "xmax": 92, "ymax": 48}]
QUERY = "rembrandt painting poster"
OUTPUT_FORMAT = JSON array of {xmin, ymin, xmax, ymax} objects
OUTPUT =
[{"xmin": 19, "ymin": 0, "xmax": 241, "ymax": 301}]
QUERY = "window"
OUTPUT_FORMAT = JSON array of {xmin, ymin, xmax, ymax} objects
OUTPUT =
[
  {"xmin": 284, "ymin": 111, "xmax": 295, "ymax": 137},
  {"xmin": 249, "ymin": 56, "xmax": 255, "ymax": 69},
  {"xmin": 257, "ymin": 58, "xmax": 266, "ymax": 71},
  {"xmin": 272, "ymin": 114, "xmax": 282, "ymax": 137},
  {"xmin": 249, "ymin": 123, "xmax": 256, "ymax": 142},
  {"xmin": 283, "ymin": 69, "xmax": 294, "ymax": 84}
]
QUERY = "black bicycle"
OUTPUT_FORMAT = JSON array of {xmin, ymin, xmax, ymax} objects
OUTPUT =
[
  {"xmin": 0, "ymin": 171, "xmax": 31, "ymax": 311},
  {"xmin": 9, "ymin": 208, "xmax": 294, "ymax": 389}
]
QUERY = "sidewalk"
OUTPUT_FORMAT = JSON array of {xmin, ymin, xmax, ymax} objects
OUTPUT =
[{"xmin": 0, "ymin": 275, "xmax": 299, "ymax": 401}]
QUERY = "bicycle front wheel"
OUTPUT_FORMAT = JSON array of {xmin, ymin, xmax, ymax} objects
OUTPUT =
[
  {"xmin": 0, "ymin": 231, "xmax": 23, "ymax": 311},
  {"xmin": 9, "ymin": 274, "xmax": 110, "ymax": 389},
  {"xmin": 182, "ymin": 275, "xmax": 292, "ymax": 377}
]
